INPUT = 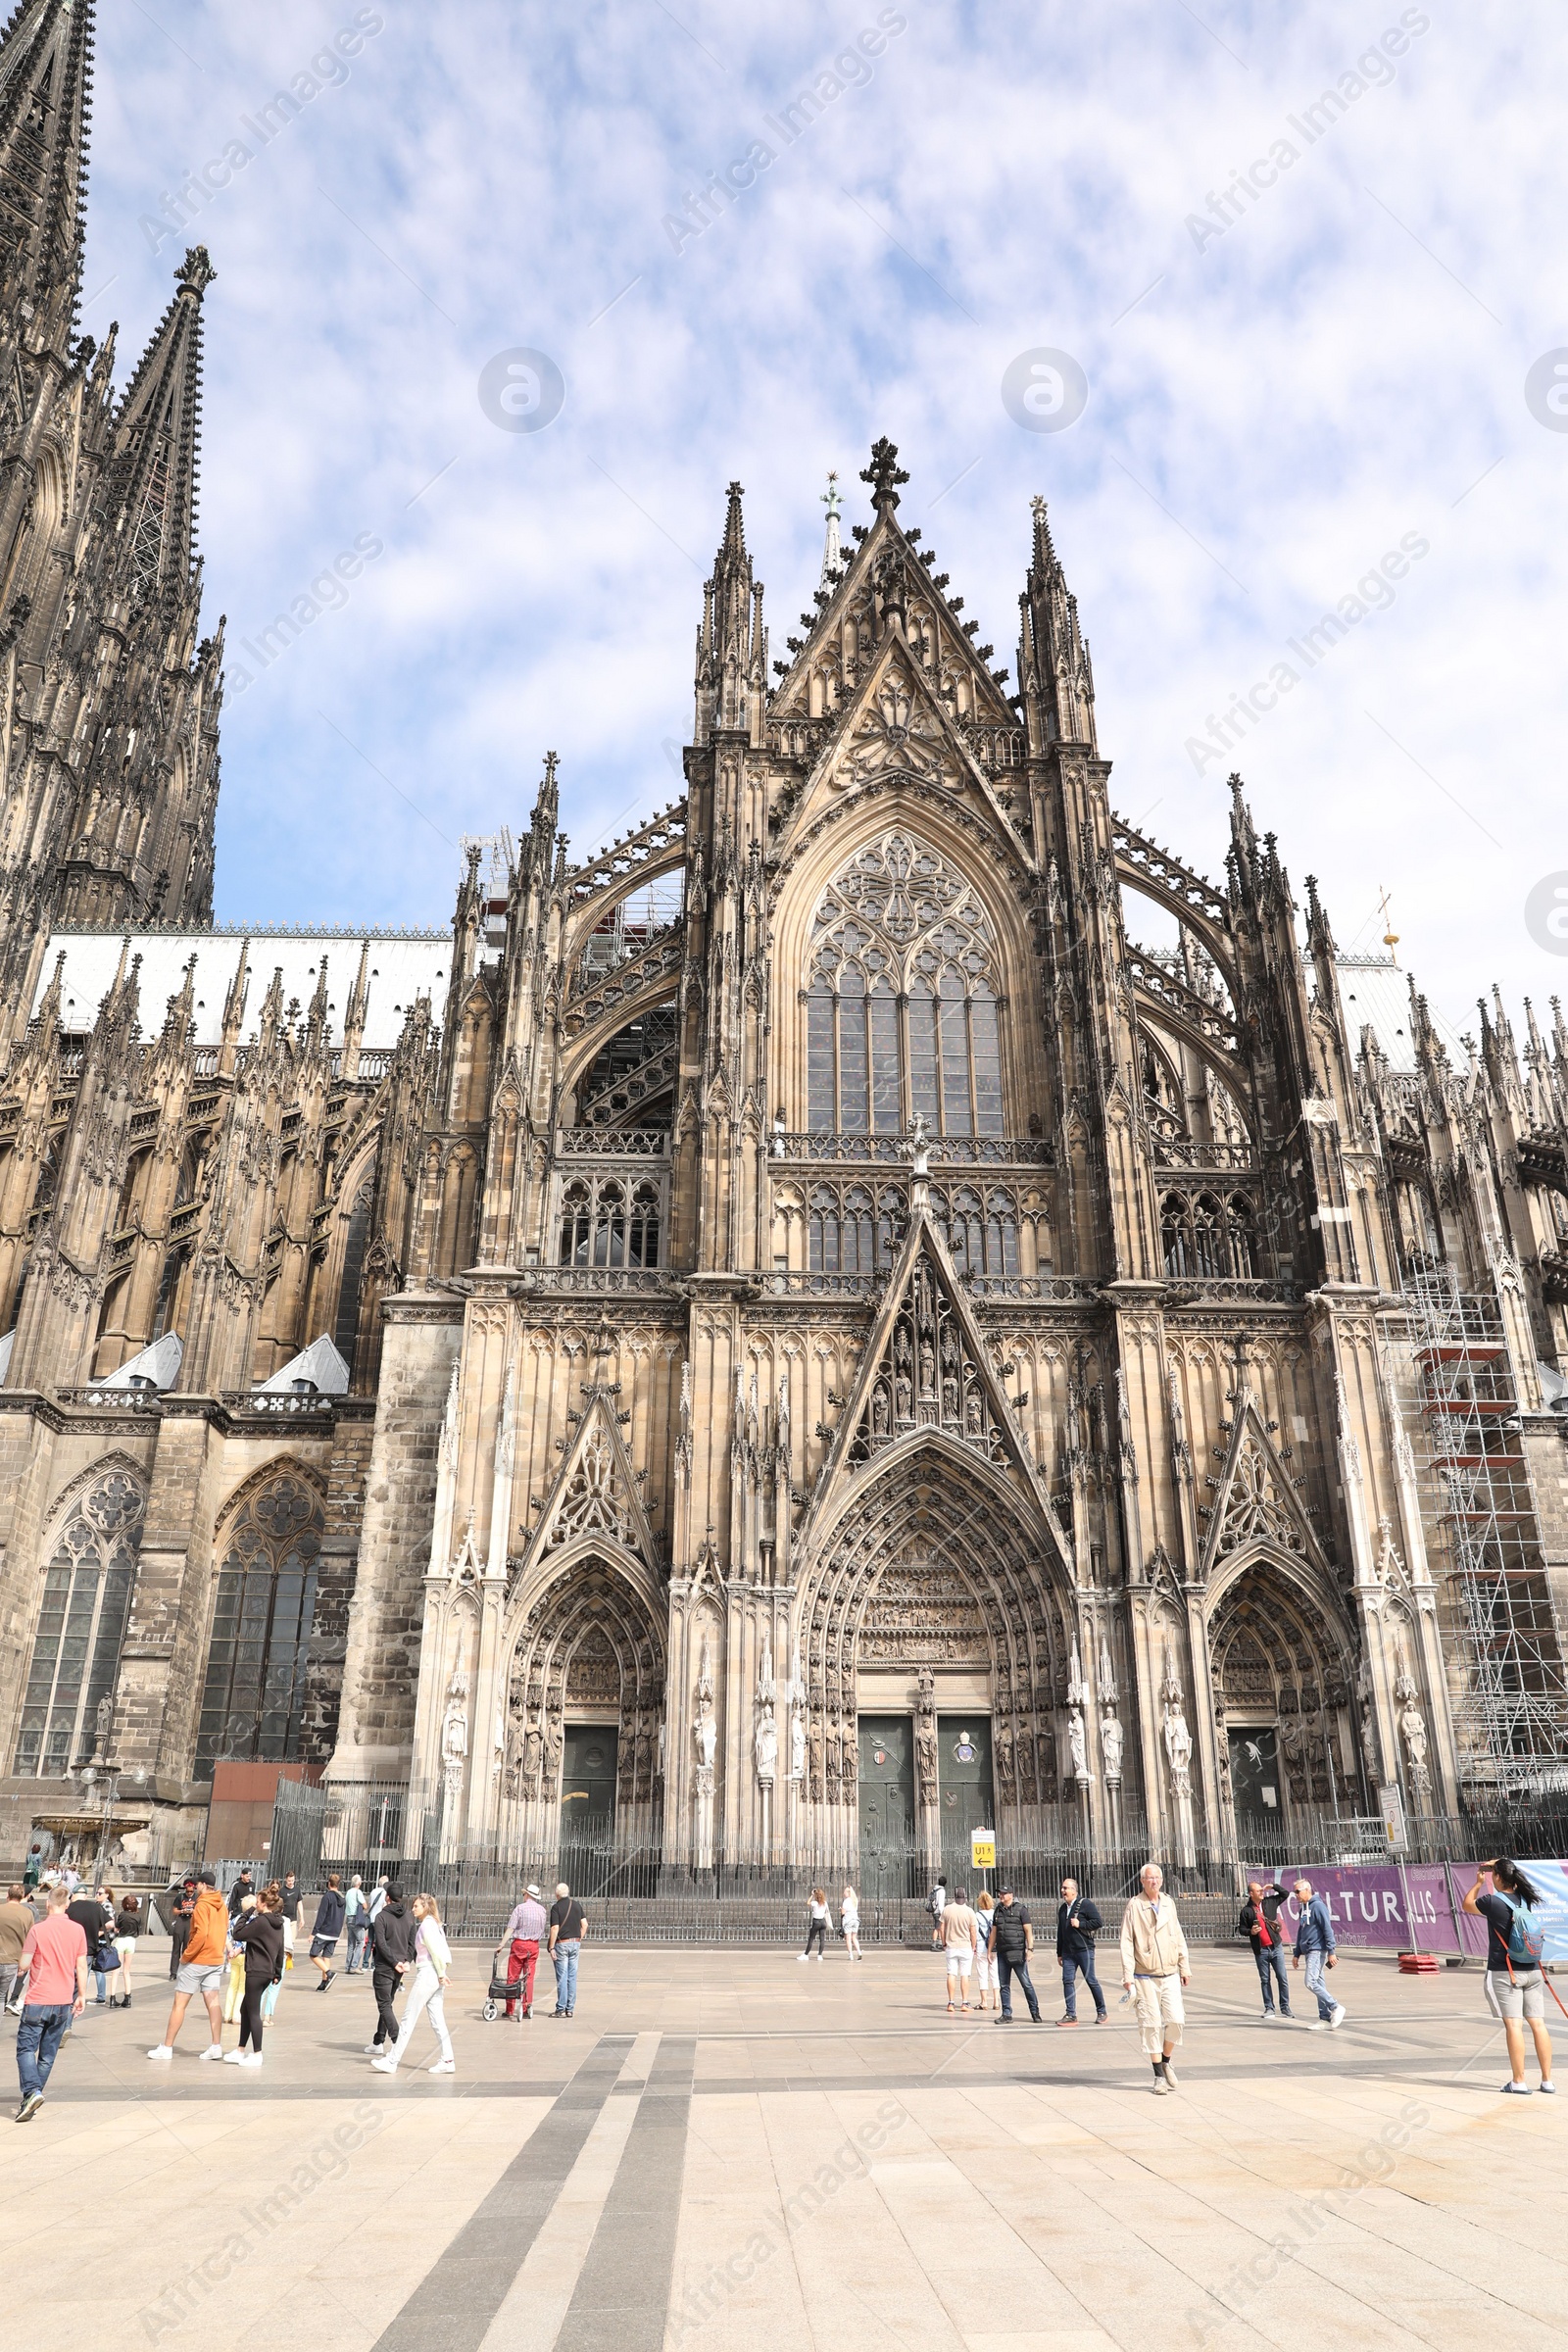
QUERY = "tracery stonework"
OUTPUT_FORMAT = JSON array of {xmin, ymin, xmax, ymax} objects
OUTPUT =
[{"xmin": 0, "ymin": 28, "xmax": 1558, "ymax": 1859}]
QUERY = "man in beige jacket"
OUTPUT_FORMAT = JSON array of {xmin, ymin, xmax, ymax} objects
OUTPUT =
[{"xmin": 1119, "ymin": 1861, "xmax": 1190, "ymax": 2094}]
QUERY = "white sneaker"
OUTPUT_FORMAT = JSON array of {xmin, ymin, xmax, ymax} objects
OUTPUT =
[
  {"xmin": 1304, "ymin": 2020, "xmax": 1326, "ymax": 2032},
  {"xmin": 1260, "ymin": 2012, "xmax": 1277, "ymax": 2024},
  {"xmin": 797, "ymin": 1955, "xmax": 808, "ymax": 1963},
  {"xmin": 813, "ymin": 1953, "xmax": 824, "ymax": 1962},
  {"xmin": 1500, "ymin": 2080, "xmax": 1533, "ymax": 2094},
  {"xmin": 221, "ymin": 2049, "xmax": 244, "ymax": 2064},
  {"xmin": 1540, "ymin": 2081, "xmax": 1556, "ymax": 2095},
  {"xmin": 198, "ymin": 2044, "xmax": 225, "ymax": 2062},
  {"xmin": 146, "ymin": 2044, "xmax": 172, "ymax": 2062},
  {"xmin": 238, "ymin": 2052, "xmax": 264, "ymax": 2069},
  {"xmin": 427, "ymin": 2057, "xmax": 455, "ymax": 2074},
  {"xmin": 369, "ymin": 2054, "xmax": 398, "ymax": 2074},
  {"xmin": 1329, "ymin": 2004, "xmax": 1347, "ymax": 2030},
  {"xmin": 362, "ymin": 2042, "xmax": 382, "ymax": 2055}
]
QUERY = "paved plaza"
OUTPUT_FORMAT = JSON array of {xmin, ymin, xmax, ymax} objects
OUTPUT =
[{"xmin": 3, "ymin": 1936, "xmax": 1566, "ymax": 2351}]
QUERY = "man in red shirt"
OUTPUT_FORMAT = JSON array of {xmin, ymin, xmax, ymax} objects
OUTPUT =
[{"xmin": 15, "ymin": 1884, "xmax": 88, "ymax": 2122}]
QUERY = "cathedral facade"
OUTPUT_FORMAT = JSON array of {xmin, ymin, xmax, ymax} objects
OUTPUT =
[{"xmin": 2, "ymin": 0, "xmax": 1567, "ymax": 1881}]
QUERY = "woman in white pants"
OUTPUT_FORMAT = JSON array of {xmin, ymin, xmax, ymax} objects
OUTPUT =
[
  {"xmin": 371, "ymin": 1893, "xmax": 455, "ymax": 2075},
  {"xmin": 841, "ymin": 1886, "xmax": 861, "ymax": 1960}
]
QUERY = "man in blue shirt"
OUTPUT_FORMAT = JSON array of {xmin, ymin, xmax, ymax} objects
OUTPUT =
[{"xmin": 1291, "ymin": 1876, "xmax": 1345, "ymax": 2029}]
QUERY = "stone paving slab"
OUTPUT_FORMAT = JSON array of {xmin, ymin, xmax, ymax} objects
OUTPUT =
[{"xmin": 0, "ymin": 1942, "xmax": 1563, "ymax": 2352}]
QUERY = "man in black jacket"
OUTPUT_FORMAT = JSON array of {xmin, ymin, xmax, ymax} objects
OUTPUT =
[
  {"xmin": 365, "ymin": 1886, "xmax": 416, "ymax": 2055},
  {"xmin": 310, "ymin": 1874, "xmax": 346, "ymax": 1990},
  {"xmin": 1054, "ymin": 1878, "xmax": 1106, "ymax": 2025},
  {"xmin": 987, "ymin": 1888, "xmax": 1043, "ymax": 2023},
  {"xmin": 1238, "ymin": 1878, "xmax": 1293, "ymax": 2020}
]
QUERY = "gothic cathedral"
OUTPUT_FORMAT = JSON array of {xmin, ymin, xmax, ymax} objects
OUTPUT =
[{"xmin": 1, "ymin": 0, "xmax": 1566, "ymax": 1880}]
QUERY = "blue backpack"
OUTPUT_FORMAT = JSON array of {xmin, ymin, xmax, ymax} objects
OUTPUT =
[{"xmin": 1498, "ymin": 1893, "xmax": 1545, "ymax": 1969}]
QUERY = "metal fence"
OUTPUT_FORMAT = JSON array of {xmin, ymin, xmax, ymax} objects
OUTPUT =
[{"xmin": 269, "ymin": 1775, "xmax": 1568, "ymax": 1939}]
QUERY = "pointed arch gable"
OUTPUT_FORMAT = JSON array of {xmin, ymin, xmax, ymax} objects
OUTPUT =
[
  {"xmin": 214, "ymin": 1454, "xmax": 328, "ymax": 1540},
  {"xmin": 515, "ymin": 1390, "xmax": 661, "ymax": 1585},
  {"xmin": 39, "ymin": 1448, "xmax": 149, "ymax": 1552}
]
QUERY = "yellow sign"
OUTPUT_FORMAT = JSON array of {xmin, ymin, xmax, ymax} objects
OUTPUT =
[{"xmin": 970, "ymin": 1830, "xmax": 997, "ymax": 1870}]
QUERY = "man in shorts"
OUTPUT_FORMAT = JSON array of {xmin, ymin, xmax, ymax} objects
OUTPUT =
[
  {"xmin": 939, "ymin": 1884, "xmax": 980, "ymax": 2012},
  {"xmin": 310, "ymin": 1874, "xmax": 346, "ymax": 1989},
  {"xmin": 147, "ymin": 1867, "xmax": 229, "ymax": 2063},
  {"xmin": 1119, "ymin": 1860, "xmax": 1190, "ymax": 2093}
]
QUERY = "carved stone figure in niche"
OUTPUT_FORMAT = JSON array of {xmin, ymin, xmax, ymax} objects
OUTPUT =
[
  {"xmin": 896, "ymin": 1372, "xmax": 912, "ymax": 1420},
  {"xmin": 790, "ymin": 1707, "xmax": 806, "ymax": 1782},
  {"xmin": 996, "ymin": 1716, "xmax": 1014, "ymax": 1788},
  {"xmin": 919, "ymin": 1335, "xmax": 936, "ymax": 1398},
  {"xmin": 523, "ymin": 1719, "xmax": 543, "ymax": 1788},
  {"xmin": 755, "ymin": 1698, "xmax": 777, "ymax": 1783},
  {"xmin": 544, "ymin": 1708, "xmax": 564, "ymax": 1786},
  {"xmin": 808, "ymin": 1717, "xmax": 824, "ymax": 1797},
  {"xmin": 441, "ymin": 1670, "xmax": 468, "ymax": 1796},
  {"xmin": 1395, "ymin": 1668, "xmax": 1431, "ymax": 1793},
  {"xmin": 1162, "ymin": 1680, "xmax": 1193, "ymax": 1796},
  {"xmin": 916, "ymin": 1714, "xmax": 938, "ymax": 1797},
  {"xmin": 942, "ymin": 1368, "xmax": 959, "ymax": 1421},
  {"xmin": 872, "ymin": 1382, "xmax": 891, "ymax": 1438},
  {"xmin": 694, "ymin": 1695, "xmax": 716, "ymax": 1769},
  {"xmin": 1101, "ymin": 1707, "xmax": 1123, "ymax": 1786},
  {"xmin": 1068, "ymin": 1708, "xmax": 1089, "ymax": 1784},
  {"xmin": 965, "ymin": 1390, "xmax": 983, "ymax": 1437}
]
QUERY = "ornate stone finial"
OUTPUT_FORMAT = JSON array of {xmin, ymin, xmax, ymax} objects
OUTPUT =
[
  {"xmin": 859, "ymin": 435, "xmax": 908, "ymax": 512},
  {"xmin": 907, "ymin": 1108, "xmax": 931, "ymax": 1180},
  {"xmin": 821, "ymin": 470, "xmax": 841, "ymax": 521},
  {"xmin": 175, "ymin": 245, "xmax": 217, "ymax": 298}
]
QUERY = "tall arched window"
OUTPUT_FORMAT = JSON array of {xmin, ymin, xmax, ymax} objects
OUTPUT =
[
  {"xmin": 194, "ymin": 1474, "xmax": 324, "ymax": 1776},
  {"xmin": 13, "ymin": 1470, "xmax": 145, "ymax": 1777},
  {"xmin": 806, "ymin": 831, "xmax": 1005, "ymax": 1137},
  {"xmin": 333, "ymin": 1187, "xmax": 373, "ymax": 1373}
]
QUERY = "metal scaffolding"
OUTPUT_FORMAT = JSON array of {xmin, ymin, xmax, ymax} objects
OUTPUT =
[{"xmin": 1398, "ymin": 1269, "xmax": 1568, "ymax": 1793}]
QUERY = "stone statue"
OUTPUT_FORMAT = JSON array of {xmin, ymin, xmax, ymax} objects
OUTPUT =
[
  {"xmin": 694, "ymin": 1695, "xmax": 717, "ymax": 1769},
  {"xmin": 1162, "ymin": 1698, "xmax": 1193, "ymax": 1795},
  {"xmin": 94, "ymin": 1693, "xmax": 114, "ymax": 1756},
  {"xmin": 441, "ymin": 1670, "xmax": 468, "ymax": 1795},
  {"xmin": 909, "ymin": 1110, "xmax": 931, "ymax": 1178},
  {"xmin": 523, "ymin": 1720, "xmax": 543, "ymax": 1785},
  {"xmin": 790, "ymin": 1706, "xmax": 806, "ymax": 1782},
  {"xmin": 1396, "ymin": 1669, "xmax": 1431, "ymax": 1793},
  {"xmin": 1100, "ymin": 1707, "xmax": 1123, "ymax": 1786},
  {"xmin": 808, "ymin": 1717, "xmax": 824, "ymax": 1796},
  {"xmin": 1068, "ymin": 1707, "xmax": 1090, "ymax": 1785},
  {"xmin": 544, "ymin": 1708, "xmax": 563, "ymax": 1784},
  {"xmin": 755, "ymin": 1699, "xmax": 777, "ymax": 1784}
]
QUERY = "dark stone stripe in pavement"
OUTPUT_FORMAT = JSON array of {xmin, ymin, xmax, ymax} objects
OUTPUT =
[
  {"xmin": 559, "ymin": 2034, "xmax": 695, "ymax": 2352},
  {"xmin": 367, "ymin": 2034, "xmax": 633, "ymax": 2352}
]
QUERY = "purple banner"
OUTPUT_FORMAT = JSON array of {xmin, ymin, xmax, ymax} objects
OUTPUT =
[{"xmin": 1246, "ymin": 1859, "xmax": 1568, "ymax": 1958}]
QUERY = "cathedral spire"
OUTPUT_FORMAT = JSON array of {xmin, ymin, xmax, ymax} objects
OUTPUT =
[
  {"xmin": 818, "ymin": 468, "xmax": 845, "ymax": 591},
  {"xmin": 0, "ymin": 0, "xmax": 94, "ymax": 335},
  {"xmin": 105, "ymin": 243, "xmax": 214, "ymax": 598},
  {"xmin": 1018, "ymin": 490, "xmax": 1095, "ymax": 751},
  {"xmin": 695, "ymin": 480, "xmax": 764, "ymax": 741}
]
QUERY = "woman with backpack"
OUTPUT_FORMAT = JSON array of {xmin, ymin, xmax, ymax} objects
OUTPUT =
[{"xmin": 1464, "ymin": 1857, "xmax": 1556, "ymax": 2096}]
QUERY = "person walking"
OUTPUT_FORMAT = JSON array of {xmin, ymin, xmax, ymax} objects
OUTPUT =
[
  {"xmin": 1290, "ymin": 1877, "xmax": 1344, "ymax": 2031},
  {"xmin": 111, "ymin": 1892, "xmax": 143, "ymax": 2009},
  {"xmin": 344, "ymin": 1877, "xmax": 370, "ymax": 1974},
  {"xmin": 800, "ymin": 1888, "xmax": 830, "ymax": 1962},
  {"xmin": 309, "ymin": 1875, "xmax": 345, "ymax": 1989},
  {"xmin": 1119, "ymin": 1861, "xmax": 1191, "ymax": 2093},
  {"xmin": 1055, "ymin": 1878, "xmax": 1107, "ymax": 2025},
  {"xmin": 1464, "ymin": 1857, "xmax": 1556, "ymax": 2095},
  {"xmin": 279, "ymin": 1872, "xmax": 301, "ymax": 1979},
  {"xmin": 257, "ymin": 1882, "xmax": 287, "ymax": 2031},
  {"xmin": 841, "ymin": 1885, "xmax": 862, "ymax": 1960},
  {"xmin": 501, "ymin": 1883, "xmax": 548, "ymax": 2020},
  {"xmin": 147, "ymin": 1867, "xmax": 229, "ymax": 2064},
  {"xmin": 548, "ymin": 1883, "xmax": 586, "ymax": 2017},
  {"xmin": 365, "ymin": 1884, "xmax": 416, "ymax": 2056},
  {"xmin": 166, "ymin": 1875, "xmax": 196, "ymax": 1980},
  {"xmin": 371, "ymin": 1894, "xmax": 456, "ymax": 2075},
  {"xmin": 1239, "ymin": 1879, "xmax": 1293, "ymax": 2022},
  {"xmin": 927, "ymin": 1875, "xmax": 948, "ymax": 1948},
  {"xmin": 940, "ymin": 1885, "xmax": 980, "ymax": 2013},
  {"xmin": 224, "ymin": 1886, "xmax": 284, "ymax": 2070},
  {"xmin": 973, "ymin": 1892, "xmax": 1000, "ymax": 2011},
  {"xmin": 989, "ymin": 1887, "xmax": 1043, "ymax": 2024},
  {"xmin": 67, "ymin": 1885, "xmax": 112, "ymax": 2005},
  {"xmin": 226, "ymin": 1869, "xmax": 255, "ymax": 1921},
  {"xmin": 13, "ymin": 1884, "xmax": 89, "ymax": 2122},
  {"xmin": 1, "ymin": 1883, "xmax": 35, "ymax": 2019}
]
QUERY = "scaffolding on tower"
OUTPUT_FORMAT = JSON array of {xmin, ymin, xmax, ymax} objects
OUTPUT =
[{"xmin": 1396, "ymin": 1268, "xmax": 1568, "ymax": 1795}]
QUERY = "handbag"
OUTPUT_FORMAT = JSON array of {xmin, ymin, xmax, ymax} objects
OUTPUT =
[{"xmin": 96, "ymin": 1939, "xmax": 122, "ymax": 1974}]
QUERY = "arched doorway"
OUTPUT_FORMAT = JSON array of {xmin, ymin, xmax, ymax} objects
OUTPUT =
[
  {"xmin": 1207, "ymin": 1554, "xmax": 1361, "ymax": 1839},
  {"xmin": 501, "ymin": 1549, "xmax": 664, "ymax": 1890},
  {"xmin": 800, "ymin": 1443, "xmax": 1071, "ymax": 1883}
]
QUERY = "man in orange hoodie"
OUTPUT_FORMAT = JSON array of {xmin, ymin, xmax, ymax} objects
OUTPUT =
[{"xmin": 147, "ymin": 1867, "xmax": 229, "ymax": 2064}]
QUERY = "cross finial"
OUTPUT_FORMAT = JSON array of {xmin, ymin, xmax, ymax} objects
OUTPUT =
[
  {"xmin": 821, "ymin": 469, "xmax": 841, "ymax": 519},
  {"xmin": 1378, "ymin": 885, "xmax": 1399, "ymax": 963}
]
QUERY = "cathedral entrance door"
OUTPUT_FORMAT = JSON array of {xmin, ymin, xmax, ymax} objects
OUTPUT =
[
  {"xmin": 560, "ymin": 1725, "xmax": 618, "ymax": 1893},
  {"xmin": 1228, "ymin": 1726, "xmax": 1282, "ymax": 1838},
  {"xmin": 937, "ymin": 1716, "xmax": 995, "ymax": 1886},
  {"xmin": 858, "ymin": 1715, "xmax": 915, "ymax": 1899}
]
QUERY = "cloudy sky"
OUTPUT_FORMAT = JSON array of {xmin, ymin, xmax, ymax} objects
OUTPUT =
[{"xmin": 85, "ymin": 1, "xmax": 1567, "ymax": 1031}]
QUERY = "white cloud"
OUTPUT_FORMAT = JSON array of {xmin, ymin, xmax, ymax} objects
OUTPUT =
[{"xmin": 83, "ymin": 0, "xmax": 1568, "ymax": 1028}]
